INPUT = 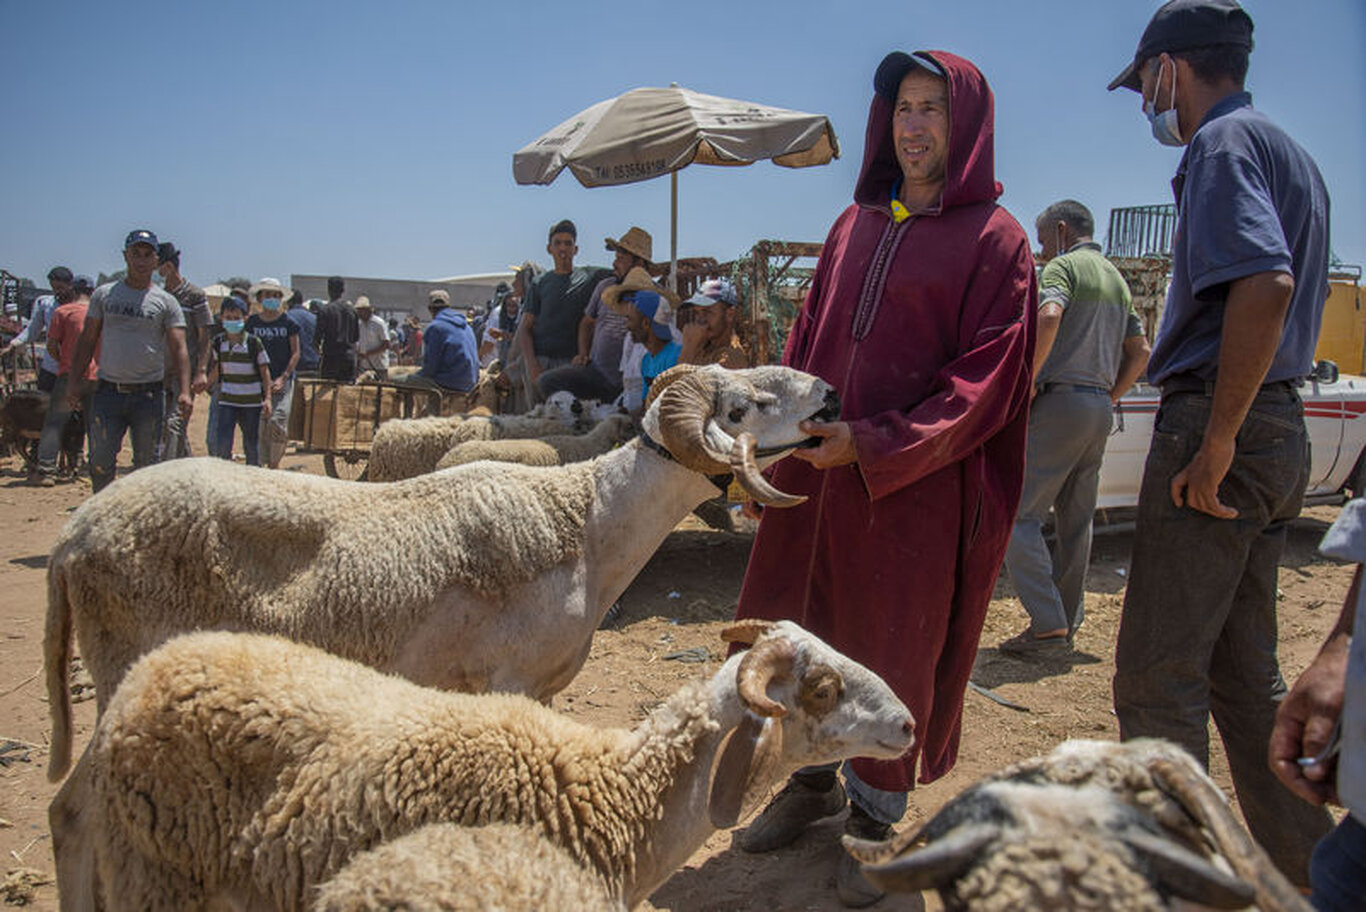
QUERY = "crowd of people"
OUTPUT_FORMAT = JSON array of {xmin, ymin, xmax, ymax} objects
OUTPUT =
[{"xmin": 2, "ymin": 1, "xmax": 1361, "ymax": 908}]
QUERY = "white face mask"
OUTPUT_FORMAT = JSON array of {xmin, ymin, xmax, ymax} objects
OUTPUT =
[{"xmin": 1143, "ymin": 58, "xmax": 1184, "ymax": 147}]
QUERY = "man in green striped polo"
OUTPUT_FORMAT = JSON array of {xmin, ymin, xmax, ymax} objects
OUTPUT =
[{"xmin": 999, "ymin": 200, "xmax": 1151, "ymax": 655}]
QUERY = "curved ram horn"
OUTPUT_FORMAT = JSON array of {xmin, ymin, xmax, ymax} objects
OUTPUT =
[
  {"xmin": 729, "ymin": 432, "xmax": 808, "ymax": 507},
  {"xmin": 644, "ymin": 363, "xmax": 699, "ymax": 410},
  {"xmin": 848, "ymin": 823, "xmax": 999, "ymax": 894},
  {"xmin": 1148, "ymin": 754, "xmax": 1312, "ymax": 912},
  {"xmin": 720, "ymin": 619, "xmax": 775, "ymax": 646},
  {"xmin": 1121, "ymin": 829, "xmax": 1256, "ymax": 910},
  {"xmin": 735, "ymin": 635, "xmax": 796, "ymax": 718},
  {"xmin": 656, "ymin": 372, "xmax": 731, "ymax": 473}
]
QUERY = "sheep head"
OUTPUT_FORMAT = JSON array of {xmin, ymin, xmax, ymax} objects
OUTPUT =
[
  {"xmin": 644, "ymin": 365, "xmax": 839, "ymax": 507},
  {"xmin": 844, "ymin": 738, "xmax": 1309, "ymax": 912},
  {"xmin": 708, "ymin": 621, "xmax": 914, "ymax": 828}
]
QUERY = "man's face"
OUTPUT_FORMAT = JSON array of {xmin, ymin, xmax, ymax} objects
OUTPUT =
[
  {"xmin": 1138, "ymin": 54, "xmax": 1174, "ymax": 115},
  {"xmin": 625, "ymin": 300, "xmax": 650, "ymax": 344},
  {"xmin": 691, "ymin": 303, "xmax": 732, "ymax": 343},
  {"xmin": 892, "ymin": 69, "xmax": 950, "ymax": 192},
  {"xmin": 123, "ymin": 243, "xmax": 159, "ymax": 282},
  {"xmin": 357, "ymin": 306, "xmax": 372, "ymax": 322},
  {"xmin": 547, "ymin": 232, "xmax": 577, "ymax": 270},
  {"xmin": 1036, "ymin": 221, "xmax": 1065, "ymax": 262},
  {"xmin": 612, "ymin": 248, "xmax": 636, "ymax": 279},
  {"xmin": 50, "ymin": 278, "xmax": 73, "ymax": 300}
]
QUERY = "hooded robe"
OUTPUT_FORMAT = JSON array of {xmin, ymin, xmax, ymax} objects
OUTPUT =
[{"xmin": 734, "ymin": 51, "xmax": 1036, "ymax": 792}]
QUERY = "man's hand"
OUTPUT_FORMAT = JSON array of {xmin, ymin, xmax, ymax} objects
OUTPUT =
[
  {"xmin": 66, "ymin": 385, "xmax": 82, "ymax": 411},
  {"xmin": 177, "ymin": 391, "xmax": 194, "ymax": 422},
  {"xmin": 261, "ymin": 398, "xmax": 273, "ymax": 421},
  {"xmin": 272, "ymin": 376, "xmax": 286, "ymax": 395},
  {"xmin": 1269, "ymin": 633, "xmax": 1349, "ymax": 806},
  {"xmin": 794, "ymin": 420, "xmax": 856, "ymax": 469},
  {"xmin": 740, "ymin": 501, "xmax": 763, "ymax": 520},
  {"xmin": 1170, "ymin": 435, "xmax": 1237, "ymax": 519},
  {"xmin": 571, "ymin": 353, "xmax": 589, "ymax": 366},
  {"xmin": 192, "ymin": 371, "xmax": 209, "ymax": 396}
]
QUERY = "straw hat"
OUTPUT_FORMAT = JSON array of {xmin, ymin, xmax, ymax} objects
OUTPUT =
[
  {"xmin": 604, "ymin": 227, "xmax": 653, "ymax": 265},
  {"xmin": 249, "ymin": 276, "xmax": 292, "ymax": 299},
  {"xmin": 602, "ymin": 266, "xmax": 680, "ymax": 319}
]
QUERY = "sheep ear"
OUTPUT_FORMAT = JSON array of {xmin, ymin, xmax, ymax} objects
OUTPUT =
[
  {"xmin": 1121, "ymin": 830, "xmax": 1255, "ymax": 909},
  {"xmin": 850, "ymin": 823, "xmax": 997, "ymax": 894},
  {"xmin": 708, "ymin": 714, "xmax": 783, "ymax": 829}
]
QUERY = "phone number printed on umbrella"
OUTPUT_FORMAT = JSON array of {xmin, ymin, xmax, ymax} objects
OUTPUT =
[{"xmin": 600, "ymin": 159, "xmax": 668, "ymax": 182}]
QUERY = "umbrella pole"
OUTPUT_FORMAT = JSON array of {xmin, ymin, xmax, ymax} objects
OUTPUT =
[{"xmin": 669, "ymin": 170, "xmax": 678, "ymax": 292}]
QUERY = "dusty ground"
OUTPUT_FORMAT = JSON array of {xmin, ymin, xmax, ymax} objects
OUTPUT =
[{"xmin": 0, "ymin": 407, "xmax": 1351, "ymax": 910}]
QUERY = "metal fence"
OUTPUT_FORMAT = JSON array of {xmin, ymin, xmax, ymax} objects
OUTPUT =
[{"xmin": 1105, "ymin": 204, "xmax": 1177, "ymax": 259}]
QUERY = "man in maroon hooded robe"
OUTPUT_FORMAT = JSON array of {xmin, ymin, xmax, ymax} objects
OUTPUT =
[{"xmin": 732, "ymin": 50, "xmax": 1035, "ymax": 906}]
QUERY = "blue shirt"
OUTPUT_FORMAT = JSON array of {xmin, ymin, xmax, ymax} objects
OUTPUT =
[
  {"xmin": 287, "ymin": 307, "xmax": 319, "ymax": 371},
  {"xmin": 420, "ymin": 307, "xmax": 478, "ymax": 392},
  {"xmin": 1148, "ymin": 92, "xmax": 1331, "ymax": 386},
  {"xmin": 13, "ymin": 294, "xmax": 59, "ymax": 375},
  {"xmin": 640, "ymin": 341, "xmax": 681, "ymax": 401}
]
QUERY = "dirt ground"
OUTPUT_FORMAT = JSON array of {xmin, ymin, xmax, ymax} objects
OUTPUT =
[{"xmin": 0, "ymin": 407, "xmax": 1352, "ymax": 910}]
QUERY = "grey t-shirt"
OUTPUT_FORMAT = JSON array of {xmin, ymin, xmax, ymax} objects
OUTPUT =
[
  {"xmin": 584, "ymin": 275, "xmax": 630, "ymax": 388},
  {"xmin": 525, "ymin": 266, "xmax": 613, "ymax": 359},
  {"xmin": 1036, "ymin": 242, "xmax": 1144, "ymax": 390},
  {"xmin": 166, "ymin": 279, "xmax": 210, "ymax": 375},
  {"xmin": 1317, "ymin": 498, "xmax": 1366, "ymax": 823},
  {"xmin": 88, "ymin": 281, "xmax": 185, "ymax": 384}
]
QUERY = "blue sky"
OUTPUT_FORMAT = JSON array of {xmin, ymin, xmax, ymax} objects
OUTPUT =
[{"xmin": 2, "ymin": 0, "xmax": 1362, "ymax": 288}]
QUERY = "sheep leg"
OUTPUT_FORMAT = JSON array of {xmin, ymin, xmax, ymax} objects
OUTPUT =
[{"xmin": 50, "ymin": 748, "xmax": 99, "ymax": 912}]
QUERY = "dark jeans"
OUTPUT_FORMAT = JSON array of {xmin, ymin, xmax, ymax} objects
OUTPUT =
[
  {"xmin": 158, "ymin": 382, "xmax": 191, "ymax": 460},
  {"xmin": 538, "ymin": 362, "xmax": 622, "ymax": 404},
  {"xmin": 36, "ymin": 374, "xmax": 89, "ymax": 476},
  {"xmin": 37, "ymin": 367, "xmax": 57, "ymax": 393},
  {"xmin": 1113, "ymin": 384, "xmax": 1334, "ymax": 886},
  {"xmin": 215, "ymin": 404, "xmax": 262, "ymax": 466},
  {"xmin": 88, "ymin": 381, "xmax": 164, "ymax": 494},
  {"xmin": 1311, "ymin": 814, "xmax": 1366, "ymax": 911}
]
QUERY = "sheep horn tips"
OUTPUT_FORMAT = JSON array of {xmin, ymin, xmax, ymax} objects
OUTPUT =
[{"xmin": 729, "ymin": 432, "xmax": 807, "ymax": 507}]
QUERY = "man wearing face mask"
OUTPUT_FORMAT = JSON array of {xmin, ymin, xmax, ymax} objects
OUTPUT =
[{"xmin": 1108, "ymin": 0, "xmax": 1334, "ymax": 888}]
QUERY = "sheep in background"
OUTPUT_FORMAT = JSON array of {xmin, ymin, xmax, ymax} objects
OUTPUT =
[
  {"xmin": 367, "ymin": 389, "xmax": 587, "ymax": 481},
  {"xmin": 311, "ymin": 823, "xmax": 624, "ymax": 912},
  {"xmin": 436, "ymin": 413, "xmax": 636, "ymax": 469},
  {"xmin": 843, "ymin": 739, "xmax": 1309, "ymax": 912},
  {"xmin": 81, "ymin": 620, "xmax": 914, "ymax": 911}
]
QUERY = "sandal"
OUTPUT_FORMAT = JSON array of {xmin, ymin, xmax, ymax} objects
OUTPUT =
[{"xmin": 998, "ymin": 628, "xmax": 1070, "ymax": 656}]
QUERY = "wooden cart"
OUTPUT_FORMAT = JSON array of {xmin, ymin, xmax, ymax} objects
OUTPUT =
[{"xmin": 289, "ymin": 378, "xmax": 482, "ymax": 480}]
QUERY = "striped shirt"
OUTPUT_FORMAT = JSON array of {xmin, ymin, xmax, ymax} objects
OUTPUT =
[{"xmin": 211, "ymin": 333, "xmax": 269, "ymax": 407}]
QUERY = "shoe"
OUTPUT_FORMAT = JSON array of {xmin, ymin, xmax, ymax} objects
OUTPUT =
[
  {"xmin": 737, "ymin": 778, "xmax": 847, "ymax": 854},
  {"xmin": 29, "ymin": 473, "xmax": 56, "ymax": 488},
  {"xmin": 837, "ymin": 804, "xmax": 891, "ymax": 907},
  {"xmin": 997, "ymin": 627, "xmax": 1070, "ymax": 656}
]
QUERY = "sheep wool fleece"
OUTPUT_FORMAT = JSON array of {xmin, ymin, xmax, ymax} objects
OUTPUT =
[{"xmin": 734, "ymin": 50, "xmax": 1035, "ymax": 792}]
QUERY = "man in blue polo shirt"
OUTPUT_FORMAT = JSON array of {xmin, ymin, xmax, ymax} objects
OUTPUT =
[{"xmin": 1107, "ymin": 0, "xmax": 1334, "ymax": 888}]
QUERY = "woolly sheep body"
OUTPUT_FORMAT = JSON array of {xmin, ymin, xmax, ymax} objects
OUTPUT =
[
  {"xmin": 85, "ymin": 625, "xmax": 912, "ymax": 911},
  {"xmin": 369, "ymin": 412, "xmax": 581, "ymax": 481},
  {"xmin": 311, "ymin": 823, "xmax": 624, "ymax": 912},
  {"xmin": 437, "ymin": 414, "xmax": 635, "ymax": 469}
]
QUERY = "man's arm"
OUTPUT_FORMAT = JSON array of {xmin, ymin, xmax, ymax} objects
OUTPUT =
[
  {"xmin": 1110, "ymin": 334, "xmax": 1152, "ymax": 404},
  {"xmin": 1032, "ymin": 303, "xmax": 1063, "ymax": 378},
  {"xmin": 166, "ymin": 326, "xmax": 193, "ymax": 420},
  {"xmin": 516, "ymin": 312, "xmax": 540, "ymax": 381},
  {"xmin": 572, "ymin": 314, "xmax": 595, "ymax": 366},
  {"xmin": 1170, "ymin": 270, "xmax": 1294, "ymax": 518},
  {"xmin": 1270, "ymin": 564, "xmax": 1355, "ymax": 805},
  {"xmin": 66, "ymin": 316, "xmax": 102, "ymax": 409}
]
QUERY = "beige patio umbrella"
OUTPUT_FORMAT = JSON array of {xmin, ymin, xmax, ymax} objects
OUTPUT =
[{"xmin": 513, "ymin": 85, "xmax": 839, "ymax": 286}]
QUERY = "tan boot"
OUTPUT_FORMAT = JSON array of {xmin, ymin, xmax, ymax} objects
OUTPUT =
[{"xmin": 737, "ymin": 778, "xmax": 847, "ymax": 854}]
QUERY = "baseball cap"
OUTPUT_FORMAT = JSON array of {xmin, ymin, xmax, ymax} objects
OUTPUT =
[
  {"xmin": 429, "ymin": 289, "xmax": 451, "ymax": 305},
  {"xmin": 873, "ymin": 51, "xmax": 947, "ymax": 100},
  {"xmin": 1108, "ymin": 0, "xmax": 1254, "ymax": 92},
  {"xmin": 72, "ymin": 275, "xmax": 95, "ymax": 293},
  {"xmin": 631, "ymin": 290, "xmax": 673, "ymax": 342},
  {"xmin": 124, "ymin": 229, "xmax": 158, "ymax": 250},
  {"xmin": 156, "ymin": 242, "xmax": 180, "ymax": 264},
  {"xmin": 684, "ymin": 277, "xmax": 739, "ymax": 308}
]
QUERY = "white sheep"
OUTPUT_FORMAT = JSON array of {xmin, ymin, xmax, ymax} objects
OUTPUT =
[
  {"xmin": 44, "ymin": 363, "xmax": 836, "ymax": 906},
  {"xmin": 367, "ymin": 390, "xmax": 586, "ymax": 482},
  {"xmin": 311, "ymin": 823, "xmax": 625, "ymax": 912},
  {"xmin": 843, "ymin": 739, "xmax": 1310, "ymax": 912},
  {"xmin": 436, "ymin": 413, "xmax": 636, "ymax": 469},
  {"xmin": 80, "ymin": 620, "xmax": 913, "ymax": 911}
]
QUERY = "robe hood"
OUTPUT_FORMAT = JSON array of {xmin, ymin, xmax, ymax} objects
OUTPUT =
[{"xmin": 854, "ymin": 50, "xmax": 1002, "ymax": 213}]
